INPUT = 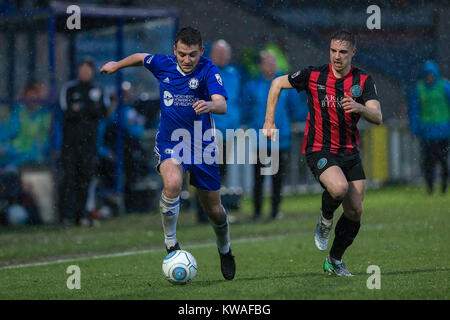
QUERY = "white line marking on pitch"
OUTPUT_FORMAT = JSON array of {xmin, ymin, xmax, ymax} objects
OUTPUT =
[
  {"xmin": 0, "ymin": 222, "xmax": 391, "ymax": 271},
  {"xmin": 0, "ymin": 233, "xmax": 291, "ymax": 270}
]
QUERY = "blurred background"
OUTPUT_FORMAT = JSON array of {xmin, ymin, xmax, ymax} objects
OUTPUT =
[{"xmin": 0, "ymin": 0, "xmax": 448, "ymax": 226}]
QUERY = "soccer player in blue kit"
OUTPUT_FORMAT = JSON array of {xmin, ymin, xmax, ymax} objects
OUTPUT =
[{"xmin": 100, "ymin": 27, "xmax": 235, "ymax": 280}]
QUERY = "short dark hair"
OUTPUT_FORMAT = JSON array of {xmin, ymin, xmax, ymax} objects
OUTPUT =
[
  {"xmin": 175, "ymin": 27, "xmax": 202, "ymax": 47},
  {"xmin": 78, "ymin": 57, "xmax": 95, "ymax": 70},
  {"xmin": 330, "ymin": 30, "xmax": 356, "ymax": 48}
]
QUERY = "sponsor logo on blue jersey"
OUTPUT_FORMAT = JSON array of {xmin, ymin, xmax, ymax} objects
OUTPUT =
[{"xmin": 163, "ymin": 91, "xmax": 174, "ymax": 106}]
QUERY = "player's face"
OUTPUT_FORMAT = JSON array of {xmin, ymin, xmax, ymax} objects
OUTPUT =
[
  {"xmin": 174, "ymin": 41, "xmax": 204, "ymax": 74},
  {"xmin": 330, "ymin": 40, "xmax": 356, "ymax": 74}
]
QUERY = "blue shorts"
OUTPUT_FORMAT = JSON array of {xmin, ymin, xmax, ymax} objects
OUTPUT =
[{"xmin": 154, "ymin": 141, "xmax": 221, "ymax": 191}]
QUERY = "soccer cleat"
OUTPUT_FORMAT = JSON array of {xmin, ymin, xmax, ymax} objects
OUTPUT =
[
  {"xmin": 323, "ymin": 255, "xmax": 353, "ymax": 277},
  {"xmin": 314, "ymin": 215, "xmax": 333, "ymax": 251},
  {"xmin": 219, "ymin": 248, "xmax": 236, "ymax": 280},
  {"xmin": 166, "ymin": 242, "xmax": 180, "ymax": 254},
  {"xmin": 270, "ymin": 212, "xmax": 284, "ymax": 221}
]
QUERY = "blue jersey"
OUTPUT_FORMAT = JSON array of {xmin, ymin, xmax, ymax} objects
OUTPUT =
[{"xmin": 144, "ymin": 54, "xmax": 228, "ymax": 147}]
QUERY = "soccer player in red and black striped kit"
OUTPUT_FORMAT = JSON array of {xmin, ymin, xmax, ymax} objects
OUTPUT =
[{"xmin": 263, "ymin": 30, "xmax": 382, "ymax": 276}]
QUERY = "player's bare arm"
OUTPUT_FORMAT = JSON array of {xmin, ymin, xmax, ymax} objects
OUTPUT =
[
  {"xmin": 341, "ymin": 93, "xmax": 382, "ymax": 125},
  {"xmin": 100, "ymin": 53, "xmax": 148, "ymax": 74},
  {"xmin": 192, "ymin": 94, "xmax": 227, "ymax": 115},
  {"xmin": 263, "ymin": 74, "xmax": 293, "ymax": 141}
]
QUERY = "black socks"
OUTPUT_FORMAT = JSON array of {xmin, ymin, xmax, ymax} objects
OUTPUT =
[
  {"xmin": 321, "ymin": 190, "xmax": 343, "ymax": 220},
  {"xmin": 329, "ymin": 213, "xmax": 361, "ymax": 261}
]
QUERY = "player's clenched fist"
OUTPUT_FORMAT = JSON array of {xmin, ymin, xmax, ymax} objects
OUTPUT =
[
  {"xmin": 262, "ymin": 121, "xmax": 277, "ymax": 142},
  {"xmin": 342, "ymin": 92, "xmax": 363, "ymax": 114},
  {"xmin": 100, "ymin": 61, "xmax": 118, "ymax": 75},
  {"xmin": 192, "ymin": 100, "xmax": 212, "ymax": 115}
]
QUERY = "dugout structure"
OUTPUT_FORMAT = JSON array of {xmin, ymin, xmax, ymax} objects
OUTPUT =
[{"xmin": 0, "ymin": 2, "xmax": 178, "ymax": 196}]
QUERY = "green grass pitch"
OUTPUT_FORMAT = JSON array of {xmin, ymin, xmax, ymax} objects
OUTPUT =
[{"xmin": 0, "ymin": 186, "xmax": 448, "ymax": 300}]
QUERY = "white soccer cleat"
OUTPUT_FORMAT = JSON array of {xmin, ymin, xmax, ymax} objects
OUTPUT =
[{"xmin": 314, "ymin": 215, "xmax": 333, "ymax": 251}]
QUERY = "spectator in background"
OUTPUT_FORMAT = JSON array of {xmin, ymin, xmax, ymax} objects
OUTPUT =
[
  {"xmin": 265, "ymin": 41, "xmax": 290, "ymax": 74},
  {"xmin": 239, "ymin": 40, "xmax": 290, "ymax": 82},
  {"xmin": 210, "ymin": 40, "xmax": 242, "ymax": 183},
  {"xmin": 265, "ymin": 40, "xmax": 310, "ymax": 125},
  {"xmin": 409, "ymin": 60, "xmax": 450, "ymax": 194},
  {"xmin": 57, "ymin": 58, "xmax": 108, "ymax": 226},
  {"xmin": 194, "ymin": 39, "xmax": 242, "ymax": 223},
  {"xmin": 243, "ymin": 51, "xmax": 293, "ymax": 221},
  {"xmin": 8, "ymin": 82, "xmax": 52, "ymax": 166},
  {"xmin": 0, "ymin": 82, "xmax": 50, "ymax": 225},
  {"xmin": 97, "ymin": 81, "xmax": 147, "ymax": 212}
]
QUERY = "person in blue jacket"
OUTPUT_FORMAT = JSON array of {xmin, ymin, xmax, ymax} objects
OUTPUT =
[
  {"xmin": 210, "ymin": 40, "xmax": 242, "ymax": 182},
  {"xmin": 243, "ymin": 51, "xmax": 293, "ymax": 221},
  {"xmin": 191, "ymin": 39, "xmax": 242, "ymax": 224},
  {"xmin": 409, "ymin": 61, "xmax": 450, "ymax": 194}
]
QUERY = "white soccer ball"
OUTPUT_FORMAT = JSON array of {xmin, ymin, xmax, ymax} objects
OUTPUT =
[{"xmin": 162, "ymin": 250, "xmax": 198, "ymax": 285}]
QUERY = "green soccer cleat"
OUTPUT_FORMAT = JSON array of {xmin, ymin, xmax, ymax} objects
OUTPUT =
[{"xmin": 323, "ymin": 255, "xmax": 353, "ymax": 277}]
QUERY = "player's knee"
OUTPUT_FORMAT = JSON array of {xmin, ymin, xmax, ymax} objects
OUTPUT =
[
  {"xmin": 204, "ymin": 204, "xmax": 225, "ymax": 224},
  {"xmin": 346, "ymin": 204, "xmax": 363, "ymax": 220},
  {"xmin": 328, "ymin": 181, "xmax": 349, "ymax": 200},
  {"xmin": 163, "ymin": 182, "xmax": 182, "ymax": 199},
  {"xmin": 205, "ymin": 204, "xmax": 222, "ymax": 216}
]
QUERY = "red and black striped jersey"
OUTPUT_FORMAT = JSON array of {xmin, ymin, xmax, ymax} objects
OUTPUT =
[{"xmin": 288, "ymin": 63, "xmax": 378, "ymax": 155}]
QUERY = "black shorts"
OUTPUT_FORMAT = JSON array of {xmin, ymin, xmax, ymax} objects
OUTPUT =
[{"xmin": 305, "ymin": 151, "xmax": 366, "ymax": 186}]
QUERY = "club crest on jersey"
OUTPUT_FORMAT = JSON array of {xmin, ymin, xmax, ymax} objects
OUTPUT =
[
  {"xmin": 215, "ymin": 74, "xmax": 223, "ymax": 86},
  {"xmin": 189, "ymin": 78, "xmax": 199, "ymax": 89},
  {"xmin": 163, "ymin": 91, "xmax": 174, "ymax": 106},
  {"xmin": 317, "ymin": 158, "xmax": 328, "ymax": 170},
  {"xmin": 350, "ymin": 85, "xmax": 362, "ymax": 98}
]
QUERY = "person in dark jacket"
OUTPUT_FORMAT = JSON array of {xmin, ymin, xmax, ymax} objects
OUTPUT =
[{"xmin": 58, "ymin": 58, "xmax": 108, "ymax": 226}]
